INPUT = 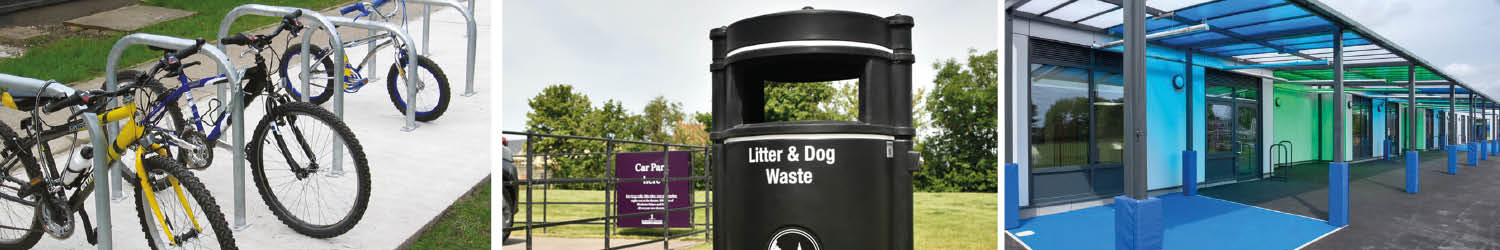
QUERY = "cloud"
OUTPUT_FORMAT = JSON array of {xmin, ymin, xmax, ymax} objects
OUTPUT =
[{"xmin": 1443, "ymin": 63, "xmax": 1478, "ymax": 78}]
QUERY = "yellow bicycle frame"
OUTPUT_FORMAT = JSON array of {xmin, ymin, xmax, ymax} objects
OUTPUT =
[
  {"xmin": 1, "ymin": 91, "xmax": 203, "ymax": 245},
  {"xmin": 100, "ymin": 102, "xmax": 204, "ymax": 245}
]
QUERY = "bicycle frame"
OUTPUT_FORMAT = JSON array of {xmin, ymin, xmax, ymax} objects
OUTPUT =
[
  {"xmin": 1, "ymin": 91, "xmax": 198, "ymax": 245},
  {"xmin": 304, "ymin": 27, "xmax": 407, "ymax": 93},
  {"xmin": 157, "ymin": 73, "xmax": 236, "ymax": 144}
]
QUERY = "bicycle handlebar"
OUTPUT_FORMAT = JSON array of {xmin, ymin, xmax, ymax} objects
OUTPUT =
[
  {"xmin": 171, "ymin": 38, "xmax": 206, "ymax": 60},
  {"xmin": 340, "ymin": 3, "xmax": 369, "ymax": 15},
  {"xmin": 42, "ymin": 85, "xmax": 133, "ymax": 113}
]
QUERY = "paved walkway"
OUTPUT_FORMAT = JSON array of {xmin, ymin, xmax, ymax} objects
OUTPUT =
[
  {"xmin": 1005, "ymin": 148, "xmax": 1500, "ymax": 250},
  {"xmin": 31, "ymin": 0, "xmax": 489, "ymax": 249},
  {"xmin": 504, "ymin": 237, "xmax": 704, "ymax": 250}
]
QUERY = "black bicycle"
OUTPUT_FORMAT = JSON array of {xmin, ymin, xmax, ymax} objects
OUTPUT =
[{"xmin": 137, "ymin": 11, "xmax": 372, "ymax": 238}]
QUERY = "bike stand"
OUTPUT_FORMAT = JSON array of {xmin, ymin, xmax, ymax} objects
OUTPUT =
[
  {"xmin": 102, "ymin": 33, "xmax": 242, "ymax": 249},
  {"xmin": 404, "ymin": 0, "xmax": 478, "ymax": 96},
  {"xmin": 325, "ymin": 15, "xmax": 424, "ymax": 132},
  {"xmin": 219, "ymin": 4, "xmax": 347, "ymax": 231}
]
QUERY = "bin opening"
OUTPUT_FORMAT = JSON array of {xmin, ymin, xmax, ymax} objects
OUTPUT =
[{"xmin": 763, "ymin": 80, "xmax": 860, "ymax": 122}]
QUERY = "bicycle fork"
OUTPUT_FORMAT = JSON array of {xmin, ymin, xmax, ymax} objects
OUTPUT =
[{"xmin": 134, "ymin": 147, "xmax": 200, "ymax": 246}]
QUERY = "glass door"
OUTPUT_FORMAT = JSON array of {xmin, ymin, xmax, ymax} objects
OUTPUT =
[
  {"xmin": 1352, "ymin": 97, "xmax": 1372, "ymax": 160},
  {"xmin": 1235, "ymin": 102, "xmax": 1260, "ymax": 180},
  {"xmin": 1205, "ymin": 101, "xmax": 1237, "ymax": 182}
]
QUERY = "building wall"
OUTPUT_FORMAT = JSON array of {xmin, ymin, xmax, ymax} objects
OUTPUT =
[
  {"xmin": 1009, "ymin": 16, "xmax": 1271, "ymax": 203},
  {"xmin": 1271, "ymin": 86, "xmax": 1321, "ymax": 162}
]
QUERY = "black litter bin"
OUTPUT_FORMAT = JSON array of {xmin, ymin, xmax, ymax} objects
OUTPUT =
[{"xmin": 710, "ymin": 7, "xmax": 919, "ymax": 250}]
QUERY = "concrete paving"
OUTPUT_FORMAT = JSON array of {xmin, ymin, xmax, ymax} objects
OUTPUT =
[
  {"xmin": 1204, "ymin": 150, "xmax": 1500, "ymax": 250},
  {"xmin": 63, "ymin": 5, "xmax": 193, "ymax": 31},
  {"xmin": 1005, "ymin": 148, "xmax": 1500, "ymax": 250},
  {"xmin": 0, "ymin": 0, "xmax": 138, "ymax": 26},
  {"xmin": 0, "ymin": 0, "xmax": 138, "ymax": 27},
  {"xmin": 505, "ymin": 237, "xmax": 705, "ymax": 250},
  {"xmin": 0, "ymin": 26, "xmax": 45, "ymax": 40},
  {"xmin": 29, "ymin": 0, "xmax": 489, "ymax": 249}
]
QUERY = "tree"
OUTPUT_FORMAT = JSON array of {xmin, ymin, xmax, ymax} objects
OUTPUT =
[
  {"xmin": 639, "ymin": 96, "xmax": 685, "ymax": 143},
  {"xmin": 915, "ymin": 49, "xmax": 999, "ymax": 192},
  {"xmin": 763, "ymin": 81, "xmax": 857, "ymax": 121}
]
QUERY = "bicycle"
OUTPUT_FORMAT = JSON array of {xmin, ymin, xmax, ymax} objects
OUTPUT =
[
  {"xmin": 141, "ymin": 11, "xmax": 372, "ymax": 238},
  {"xmin": 0, "ymin": 71, "xmax": 237, "ymax": 249},
  {"xmin": 278, "ymin": 0, "xmax": 452, "ymax": 122}
]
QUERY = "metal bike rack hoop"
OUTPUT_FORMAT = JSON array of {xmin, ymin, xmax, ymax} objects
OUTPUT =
[
  {"xmin": 220, "ymin": 4, "xmax": 347, "ymax": 116},
  {"xmin": 326, "ymin": 15, "xmax": 423, "ymax": 132},
  {"xmin": 217, "ymin": 4, "xmax": 347, "ymax": 230},
  {"xmin": 0, "ymin": 75, "xmax": 108, "ymax": 249},
  {"xmin": 405, "ymin": 0, "xmax": 478, "ymax": 96},
  {"xmin": 105, "ymin": 33, "xmax": 242, "ymax": 237}
]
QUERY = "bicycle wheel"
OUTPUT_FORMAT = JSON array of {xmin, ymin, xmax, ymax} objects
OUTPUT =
[
  {"xmin": 278, "ymin": 44, "xmax": 338, "ymax": 105},
  {"xmin": 248, "ymin": 102, "xmax": 369, "ymax": 238},
  {"xmin": 385, "ymin": 55, "xmax": 450, "ymax": 122},
  {"xmin": 0, "ymin": 123, "xmax": 42, "ymax": 250},
  {"xmin": 131, "ymin": 156, "xmax": 237, "ymax": 250}
]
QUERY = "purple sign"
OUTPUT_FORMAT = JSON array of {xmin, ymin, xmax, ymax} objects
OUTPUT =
[{"xmin": 615, "ymin": 151, "xmax": 693, "ymax": 228}]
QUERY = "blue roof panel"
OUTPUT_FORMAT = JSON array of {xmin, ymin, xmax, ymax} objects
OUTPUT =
[
  {"xmin": 1226, "ymin": 15, "xmax": 1336, "ymax": 37},
  {"xmin": 1266, "ymin": 34, "xmax": 1333, "ymax": 46},
  {"xmin": 1216, "ymin": 47, "xmax": 1280, "ymax": 56},
  {"xmin": 1206, "ymin": 4, "xmax": 1309, "ymax": 29},
  {"xmin": 1158, "ymin": 32, "xmax": 1233, "ymax": 46},
  {"xmin": 1175, "ymin": 0, "xmax": 1288, "ymax": 21},
  {"xmin": 1202, "ymin": 43, "xmax": 1264, "ymax": 53}
]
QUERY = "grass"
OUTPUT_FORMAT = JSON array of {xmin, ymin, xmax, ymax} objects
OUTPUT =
[
  {"xmin": 506, "ymin": 189, "xmax": 997, "ymax": 250},
  {"xmin": 0, "ymin": 0, "xmax": 350, "ymax": 84},
  {"xmin": 408, "ymin": 180, "xmax": 491, "ymax": 249}
]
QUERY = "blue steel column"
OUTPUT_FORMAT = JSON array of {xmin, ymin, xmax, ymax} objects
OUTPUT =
[
  {"xmin": 1406, "ymin": 65, "xmax": 1419, "ymax": 193},
  {"xmin": 1328, "ymin": 29, "xmax": 1350, "ymax": 227},
  {"xmin": 1115, "ymin": 0, "xmax": 1163, "ymax": 249},
  {"xmin": 1182, "ymin": 49, "xmax": 1197, "ymax": 196}
]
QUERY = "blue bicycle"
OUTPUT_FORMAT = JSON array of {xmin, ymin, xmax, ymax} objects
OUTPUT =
[
  {"xmin": 129, "ymin": 11, "xmax": 372, "ymax": 238},
  {"xmin": 279, "ymin": 0, "xmax": 451, "ymax": 122}
]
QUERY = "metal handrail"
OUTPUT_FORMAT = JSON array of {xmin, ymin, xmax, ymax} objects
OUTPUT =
[
  {"xmin": 405, "ymin": 0, "xmax": 478, "ymax": 96},
  {"xmin": 324, "ymin": 15, "xmax": 423, "ymax": 131},
  {"xmin": 217, "ymin": 3, "xmax": 346, "ymax": 230},
  {"xmin": 104, "ymin": 33, "xmax": 241, "ymax": 250},
  {"xmin": 502, "ymin": 130, "xmax": 713, "ymax": 250}
]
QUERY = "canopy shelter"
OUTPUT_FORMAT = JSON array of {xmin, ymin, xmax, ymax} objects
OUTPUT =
[
  {"xmin": 1007, "ymin": 0, "xmax": 1494, "ymax": 103},
  {"xmin": 1008, "ymin": 0, "xmax": 1496, "ymax": 249}
]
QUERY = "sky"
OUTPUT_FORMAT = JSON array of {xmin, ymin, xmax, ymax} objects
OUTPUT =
[
  {"xmin": 500, "ymin": 1, "xmax": 998, "ymax": 131},
  {"xmin": 1314, "ymin": 0, "xmax": 1500, "ymax": 98}
]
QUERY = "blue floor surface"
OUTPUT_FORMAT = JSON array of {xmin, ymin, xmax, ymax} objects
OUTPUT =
[{"xmin": 1008, "ymin": 194, "xmax": 1339, "ymax": 250}]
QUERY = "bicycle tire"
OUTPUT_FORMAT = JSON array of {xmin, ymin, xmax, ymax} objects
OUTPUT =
[
  {"xmin": 248, "ymin": 102, "xmax": 370, "ymax": 238},
  {"xmin": 385, "ymin": 55, "xmax": 450, "ymax": 122},
  {"xmin": 0, "ymin": 122, "xmax": 42, "ymax": 250},
  {"xmin": 132, "ymin": 156, "xmax": 238, "ymax": 250},
  {"xmin": 278, "ymin": 44, "xmax": 338, "ymax": 105}
]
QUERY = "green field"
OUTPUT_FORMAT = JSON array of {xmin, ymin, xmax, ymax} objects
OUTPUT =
[
  {"xmin": 505, "ymin": 189, "xmax": 997, "ymax": 250},
  {"xmin": 0, "ymin": 0, "xmax": 348, "ymax": 84},
  {"xmin": 408, "ymin": 180, "xmax": 491, "ymax": 249}
]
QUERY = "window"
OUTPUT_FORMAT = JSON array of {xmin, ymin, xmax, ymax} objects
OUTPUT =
[
  {"xmin": 1029, "ymin": 64, "xmax": 1091, "ymax": 168},
  {"xmin": 1092, "ymin": 71, "xmax": 1125, "ymax": 164}
]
